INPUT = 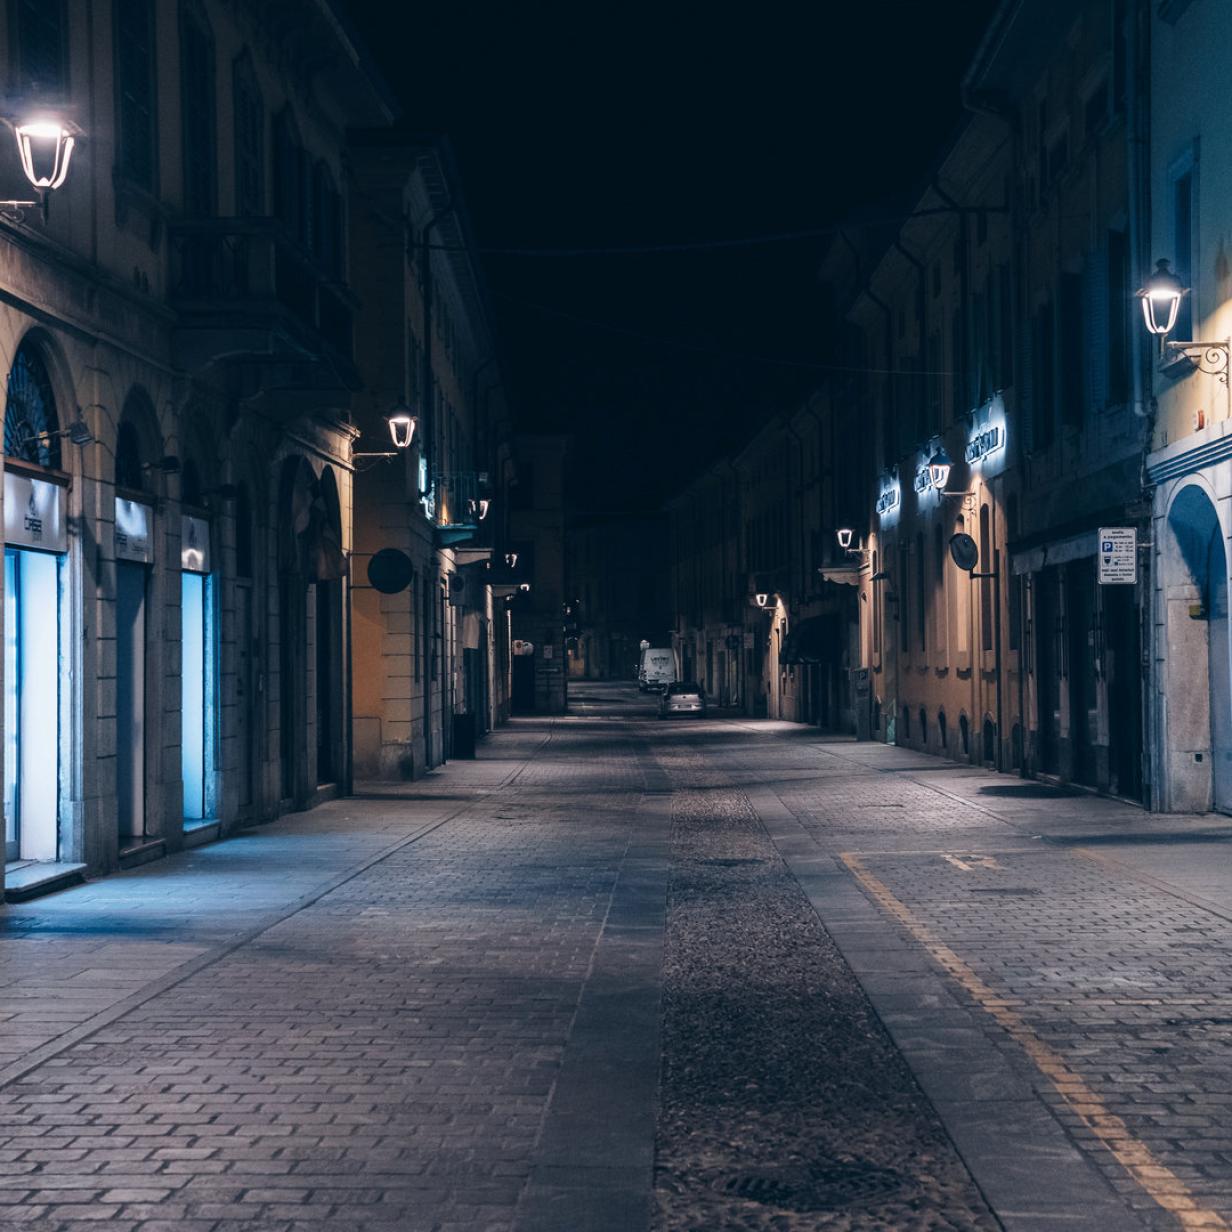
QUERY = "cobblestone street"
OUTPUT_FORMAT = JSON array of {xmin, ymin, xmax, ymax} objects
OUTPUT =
[{"xmin": 6, "ymin": 684, "xmax": 1232, "ymax": 1229}]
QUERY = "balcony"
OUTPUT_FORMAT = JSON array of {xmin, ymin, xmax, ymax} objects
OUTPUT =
[
  {"xmin": 430, "ymin": 470, "xmax": 491, "ymax": 550},
  {"xmin": 168, "ymin": 218, "xmax": 357, "ymax": 383}
]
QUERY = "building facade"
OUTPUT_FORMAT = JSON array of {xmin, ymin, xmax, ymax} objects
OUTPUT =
[
  {"xmin": 0, "ymin": 1, "xmax": 517, "ymax": 901},
  {"xmin": 667, "ymin": 0, "xmax": 1163, "ymax": 806}
]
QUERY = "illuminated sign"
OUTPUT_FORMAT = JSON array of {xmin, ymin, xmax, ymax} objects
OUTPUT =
[
  {"xmin": 913, "ymin": 466, "xmax": 933, "ymax": 495},
  {"xmin": 875, "ymin": 484, "xmax": 900, "ymax": 515},
  {"xmin": 965, "ymin": 425, "xmax": 1004, "ymax": 464},
  {"xmin": 115, "ymin": 496, "xmax": 153, "ymax": 563},
  {"xmin": 5, "ymin": 471, "xmax": 66, "ymax": 553}
]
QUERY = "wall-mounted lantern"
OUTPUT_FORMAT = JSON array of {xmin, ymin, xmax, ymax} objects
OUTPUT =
[
  {"xmin": 1137, "ymin": 259, "xmax": 1186, "ymax": 338},
  {"xmin": 755, "ymin": 592, "xmax": 770, "ymax": 608},
  {"xmin": 836, "ymin": 527, "xmax": 854, "ymax": 550},
  {"xmin": 1137, "ymin": 257, "xmax": 1230, "ymax": 389},
  {"xmin": 386, "ymin": 404, "xmax": 417, "ymax": 449},
  {"xmin": 927, "ymin": 445, "xmax": 953, "ymax": 492},
  {"xmin": 504, "ymin": 550, "xmax": 518, "ymax": 569},
  {"xmin": 0, "ymin": 116, "xmax": 80, "ymax": 220}
]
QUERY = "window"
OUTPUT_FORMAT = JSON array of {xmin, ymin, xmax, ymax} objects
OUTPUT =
[
  {"xmin": 4, "ymin": 342, "xmax": 59, "ymax": 468},
  {"xmin": 1059, "ymin": 272, "xmax": 1084, "ymax": 428},
  {"xmin": 11, "ymin": 0, "xmax": 66, "ymax": 98},
  {"xmin": 980, "ymin": 504, "xmax": 993, "ymax": 652},
  {"xmin": 312, "ymin": 162, "xmax": 341, "ymax": 277},
  {"xmin": 115, "ymin": 421, "xmax": 143, "ymax": 491},
  {"xmin": 232, "ymin": 53, "xmax": 264, "ymax": 216},
  {"xmin": 915, "ymin": 531, "xmax": 926, "ymax": 651},
  {"xmin": 273, "ymin": 110, "xmax": 303, "ymax": 238},
  {"xmin": 115, "ymin": 0, "xmax": 157, "ymax": 191},
  {"xmin": 1031, "ymin": 302, "xmax": 1055, "ymax": 451},
  {"xmin": 180, "ymin": 4, "xmax": 216, "ymax": 216}
]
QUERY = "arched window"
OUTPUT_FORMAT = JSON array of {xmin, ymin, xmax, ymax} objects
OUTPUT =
[
  {"xmin": 180, "ymin": 458, "xmax": 203, "ymax": 507},
  {"xmin": 4, "ymin": 341, "xmax": 60, "ymax": 468},
  {"xmin": 115, "ymin": 420, "xmax": 143, "ymax": 491},
  {"xmin": 273, "ymin": 109, "xmax": 304, "ymax": 241}
]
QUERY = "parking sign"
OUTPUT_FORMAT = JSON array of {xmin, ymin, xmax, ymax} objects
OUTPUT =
[{"xmin": 1098, "ymin": 527, "xmax": 1137, "ymax": 585}]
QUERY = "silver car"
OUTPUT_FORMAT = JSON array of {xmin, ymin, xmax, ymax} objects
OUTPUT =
[{"xmin": 659, "ymin": 682, "xmax": 706, "ymax": 718}]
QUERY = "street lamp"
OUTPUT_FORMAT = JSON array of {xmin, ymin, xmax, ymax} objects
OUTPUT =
[
  {"xmin": 1137, "ymin": 259, "xmax": 1186, "ymax": 337},
  {"xmin": 354, "ymin": 402, "xmax": 419, "ymax": 462},
  {"xmin": 928, "ymin": 445, "xmax": 953, "ymax": 492},
  {"xmin": 386, "ymin": 404, "xmax": 417, "ymax": 449},
  {"xmin": 14, "ymin": 120, "xmax": 77, "ymax": 195},
  {"xmin": 836, "ymin": 527, "xmax": 854, "ymax": 550},
  {"xmin": 1137, "ymin": 256, "xmax": 1230, "ymax": 389}
]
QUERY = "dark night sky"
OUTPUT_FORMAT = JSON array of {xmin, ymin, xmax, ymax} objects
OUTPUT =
[{"xmin": 344, "ymin": 1, "xmax": 1000, "ymax": 512}]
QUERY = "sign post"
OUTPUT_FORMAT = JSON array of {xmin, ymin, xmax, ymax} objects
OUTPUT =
[{"xmin": 1098, "ymin": 527, "xmax": 1137, "ymax": 585}]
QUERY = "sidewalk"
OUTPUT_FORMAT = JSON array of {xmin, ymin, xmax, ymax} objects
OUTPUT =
[{"xmin": 0, "ymin": 724, "xmax": 551, "ymax": 1081}]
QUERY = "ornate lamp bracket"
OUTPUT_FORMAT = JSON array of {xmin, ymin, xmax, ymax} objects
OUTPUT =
[{"xmin": 1164, "ymin": 339, "xmax": 1231, "ymax": 385}]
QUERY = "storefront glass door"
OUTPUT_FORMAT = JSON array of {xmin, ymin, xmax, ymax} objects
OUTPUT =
[{"xmin": 4, "ymin": 548, "xmax": 60, "ymax": 862}]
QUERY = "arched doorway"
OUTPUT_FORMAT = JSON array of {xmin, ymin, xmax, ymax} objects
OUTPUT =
[
  {"xmin": 3, "ymin": 337, "xmax": 68, "ymax": 863},
  {"xmin": 1165, "ymin": 486, "xmax": 1232, "ymax": 813},
  {"xmin": 276, "ymin": 456, "xmax": 313, "ymax": 806},
  {"xmin": 313, "ymin": 466, "xmax": 344, "ymax": 787}
]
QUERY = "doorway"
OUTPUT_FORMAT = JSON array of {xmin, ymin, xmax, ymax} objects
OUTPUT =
[
  {"xmin": 116, "ymin": 560, "xmax": 147, "ymax": 846},
  {"xmin": 4, "ymin": 549, "xmax": 60, "ymax": 862}
]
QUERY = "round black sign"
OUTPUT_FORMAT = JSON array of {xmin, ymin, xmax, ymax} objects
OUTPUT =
[
  {"xmin": 948, "ymin": 532, "xmax": 980, "ymax": 573},
  {"xmin": 367, "ymin": 547, "xmax": 414, "ymax": 594}
]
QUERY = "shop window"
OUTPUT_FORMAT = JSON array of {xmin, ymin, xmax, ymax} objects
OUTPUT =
[
  {"xmin": 232, "ymin": 52, "xmax": 263, "ymax": 216},
  {"xmin": 115, "ymin": 0, "xmax": 157, "ymax": 191},
  {"xmin": 180, "ymin": 2, "xmax": 216, "ymax": 217},
  {"xmin": 4, "ymin": 341, "xmax": 60, "ymax": 468}
]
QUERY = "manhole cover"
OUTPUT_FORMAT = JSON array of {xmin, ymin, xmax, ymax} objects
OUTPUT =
[
  {"xmin": 700, "ymin": 857, "xmax": 764, "ymax": 867},
  {"xmin": 716, "ymin": 1161, "xmax": 908, "ymax": 1212},
  {"xmin": 968, "ymin": 887, "xmax": 1041, "ymax": 896}
]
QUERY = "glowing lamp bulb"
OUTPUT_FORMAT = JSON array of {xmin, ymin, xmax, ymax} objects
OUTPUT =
[
  {"xmin": 386, "ymin": 409, "xmax": 417, "ymax": 449},
  {"xmin": 928, "ymin": 445, "xmax": 954, "ymax": 492},
  {"xmin": 1138, "ymin": 258, "xmax": 1186, "ymax": 337},
  {"xmin": 15, "ymin": 120, "xmax": 76, "ymax": 191}
]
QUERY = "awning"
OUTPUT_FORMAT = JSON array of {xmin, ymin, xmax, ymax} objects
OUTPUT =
[{"xmin": 781, "ymin": 615, "xmax": 839, "ymax": 665}]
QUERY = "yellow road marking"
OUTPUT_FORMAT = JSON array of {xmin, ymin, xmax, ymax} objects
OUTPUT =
[
  {"xmin": 840, "ymin": 850, "xmax": 1230, "ymax": 1231},
  {"xmin": 942, "ymin": 853, "xmax": 1004, "ymax": 873}
]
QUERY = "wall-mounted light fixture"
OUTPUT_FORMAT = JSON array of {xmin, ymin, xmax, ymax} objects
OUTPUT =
[
  {"xmin": 2, "ymin": 117, "xmax": 80, "ymax": 220},
  {"xmin": 504, "ymin": 550, "xmax": 518, "ymax": 569},
  {"xmin": 1137, "ymin": 257, "xmax": 1230, "ymax": 389},
  {"xmin": 836, "ymin": 527, "xmax": 854, "ymax": 550},
  {"xmin": 386, "ymin": 404, "xmax": 417, "ymax": 449},
  {"xmin": 468, "ymin": 497, "xmax": 490, "ymax": 521},
  {"xmin": 354, "ymin": 402, "xmax": 419, "ymax": 462},
  {"xmin": 927, "ymin": 445, "xmax": 953, "ymax": 491}
]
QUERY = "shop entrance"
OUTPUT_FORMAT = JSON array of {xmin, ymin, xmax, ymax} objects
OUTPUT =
[{"xmin": 4, "ymin": 548, "xmax": 60, "ymax": 861}]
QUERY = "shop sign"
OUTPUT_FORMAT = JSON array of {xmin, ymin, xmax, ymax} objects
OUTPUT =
[
  {"xmin": 875, "ymin": 484, "xmax": 900, "ymax": 515},
  {"xmin": 115, "ymin": 496, "xmax": 153, "ymax": 563},
  {"xmin": 4, "ymin": 471, "xmax": 66, "ymax": 553},
  {"xmin": 912, "ymin": 466, "xmax": 933, "ymax": 495},
  {"xmin": 181, "ymin": 514, "xmax": 211, "ymax": 574},
  {"xmin": 1098, "ymin": 527, "xmax": 1137, "ymax": 585},
  {"xmin": 965, "ymin": 425, "xmax": 1004, "ymax": 464}
]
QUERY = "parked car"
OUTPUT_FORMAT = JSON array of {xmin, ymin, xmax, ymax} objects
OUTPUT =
[
  {"xmin": 659, "ymin": 681, "xmax": 706, "ymax": 718},
  {"xmin": 639, "ymin": 646, "xmax": 677, "ymax": 692}
]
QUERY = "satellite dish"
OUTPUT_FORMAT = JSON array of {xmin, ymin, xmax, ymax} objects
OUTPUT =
[
  {"xmin": 367, "ymin": 547, "xmax": 414, "ymax": 594},
  {"xmin": 949, "ymin": 532, "xmax": 980, "ymax": 573}
]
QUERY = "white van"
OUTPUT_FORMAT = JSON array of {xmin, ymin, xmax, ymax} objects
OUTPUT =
[{"xmin": 639, "ymin": 647, "xmax": 677, "ymax": 692}]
